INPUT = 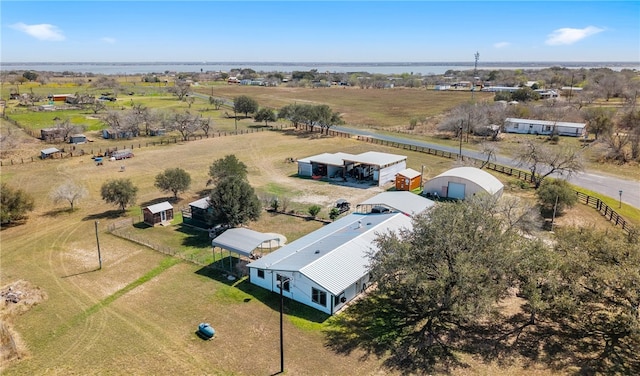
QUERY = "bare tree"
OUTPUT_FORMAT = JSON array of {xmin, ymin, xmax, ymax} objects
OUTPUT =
[
  {"xmin": 165, "ymin": 111, "xmax": 201, "ymax": 141},
  {"xmin": 209, "ymin": 97, "xmax": 225, "ymax": 110},
  {"xmin": 50, "ymin": 181, "xmax": 88, "ymax": 211},
  {"xmin": 167, "ymin": 79, "xmax": 191, "ymax": 100},
  {"xmin": 55, "ymin": 118, "xmax": 80, "ymax": 141},
  {"xmin": 479, "ymin": 142, "xmax": 498, "ymax": 168},
  {"xmin": 200, "ymin": 116, "xmax": 212, "ymax": 137},
  {"xmin": 514, "ymin": 140, "xmax": 584, "ymax": 188},
  {"xmin": 90, "ymin": 100, "xmax": 107, "ymax": 114}
]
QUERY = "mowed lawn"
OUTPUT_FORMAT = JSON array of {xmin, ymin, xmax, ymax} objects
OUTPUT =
[
  {"xmin": 1, "ymin": 126, "xmax": 620, "ymax": 375},
  {"xmin": 1, "ymin": 130, "xmax": 458, "ymax": 376}
]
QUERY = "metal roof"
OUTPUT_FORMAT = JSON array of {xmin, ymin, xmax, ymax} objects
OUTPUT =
[
  {"xmin": 358, "ymin": 191, "xmax": 434, "ymax": 216},
  {"xmin": 432, "ymin": 167, "xmax": 504, "ymax": 195},
  {"xmin": 145, "ymin": 201, "xmax": 173, "ymax": 214},
  {"xmin": 248, "ymin": 191, "xmax": 435, "ymax": 295},
  {"xmin": 396, "ymin": 168, "xmax": 421, "ymax": 179},
  {"xmin": 212, "ymin": 228, "xmax": 281, "ymax": 258},
  {"xmin": 248, "ymin": 212, "xmax": 412, "ymax": 295},
  {"xmin": 41, "ymin": 147, "xmax": 60, "ymax": 154},
  {"xmin": 189, "ymin": 197, "xmax": 210, "ymax": 209},
  {"xmin": 342, "ymin": 151, "xmax": 407, "ymax": 168},
  {"xmin": 297, "ymin": 152, "xmax": 356, "ymax": 166},
  {"xmin": 505, "ymin": 118, "xmax": 586, "ymax": 129}
]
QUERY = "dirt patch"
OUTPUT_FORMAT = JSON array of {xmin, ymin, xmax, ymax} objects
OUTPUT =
[{"xmin": 0, "ymin": 280, "xmax": 48, "ymax": 369}]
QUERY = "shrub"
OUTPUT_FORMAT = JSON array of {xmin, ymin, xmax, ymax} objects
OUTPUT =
[
  {"xmin": 536, "ymin": 179, "xmax": 577, "ymax": 217},
  {"xmin": 308, "ymin": 204, "xmax": 321, "ymax": 218}
]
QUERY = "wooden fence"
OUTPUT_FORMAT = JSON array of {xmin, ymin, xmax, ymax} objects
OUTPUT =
[
  {"xmin": 0, "ymin": 125, "xmax": 284, "ymax": 166},
  {"xmin": 4, "ymin": 119, "xmax": 633, "ymax": 233},
  {"xmin": 344, "ymin": 130, "xmax": 633, "ymax": 234}
]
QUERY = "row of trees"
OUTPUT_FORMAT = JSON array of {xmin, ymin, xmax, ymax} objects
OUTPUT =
[{"xmin": 326, "ymin": 197, "xmax": 639, "ymax": 374}]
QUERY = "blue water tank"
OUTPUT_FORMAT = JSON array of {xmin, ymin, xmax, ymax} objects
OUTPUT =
[{"xmin": 198, "ymin": 323, "xmax": 215, "ymax": 339}]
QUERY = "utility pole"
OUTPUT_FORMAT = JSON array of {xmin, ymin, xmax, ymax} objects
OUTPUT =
[
  {"xmin": 472, "ymin": 51, "xmax": 479, "ymax": 100},
  {"xmin": 278, "ymin": 276, "xmax": 290, "ymax": 374},
  {"xmin": 95, "ymin": 220, "xmax": 102, "ymax": 269},
  {"xmin": 458, "ymin": 121, "xmax": 463, "ymax": 160}
]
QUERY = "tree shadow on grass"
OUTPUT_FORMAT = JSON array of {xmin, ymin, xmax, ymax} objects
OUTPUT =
[
  {"xmin": 176, "ymin": 224, "xmax": 211, "ymax": 248},
  {"xmin": 42, "ymin": 207, "xmax": 74, "ymax": 217},
  {"xmin": 82, "ymin": 210, "xmax": 126, "ymax": 221},
  {"xmin": 139, "ymin": 196, "xmax": 176, "ymax": 208}
]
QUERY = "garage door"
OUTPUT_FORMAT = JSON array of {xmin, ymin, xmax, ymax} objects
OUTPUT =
[{"xmin": 447, "ymin": 182, "xmax": 466, "ymax": 199}]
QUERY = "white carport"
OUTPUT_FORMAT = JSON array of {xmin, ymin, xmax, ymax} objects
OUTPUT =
[
  {"xmin": 212, "ymin": 228, "xmax": 283, "ymax": 271},
  {"xmin": 342, "ymin": 151, "xmax": 407, "ymax": 186},
  {"xmin": 297, "ymin": 152, "xmax": 355, "ymax": 178}
]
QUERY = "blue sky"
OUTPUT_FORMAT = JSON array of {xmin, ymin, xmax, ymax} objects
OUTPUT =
[{"xmin": 2, "ymin": 1, "xmax": 638, "ymax": 63}]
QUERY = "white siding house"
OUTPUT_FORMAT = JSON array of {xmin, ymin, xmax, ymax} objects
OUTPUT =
[
  {"xmin": 247, "ymin": 192, "xmax": 434, "ymax": 315},
  {"xmin": 504, "ymin": 118, "xmax": 586, "ymax": 137},
  {"xmin": 423, "ymin": 167, "xmax": 504, "ymax": 200}
]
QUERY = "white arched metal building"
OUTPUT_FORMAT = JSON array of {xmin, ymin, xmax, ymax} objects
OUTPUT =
[{"xmin": 423, "ymin": 167, "xmax": 504, "ymax": 200}]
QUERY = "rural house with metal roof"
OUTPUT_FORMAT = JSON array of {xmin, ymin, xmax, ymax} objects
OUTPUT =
[{"xmin": 247, "ymin": 191, "xmax": 434, "ymax": 315}]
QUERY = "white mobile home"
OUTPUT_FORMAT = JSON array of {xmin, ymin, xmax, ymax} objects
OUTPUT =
[
  {"xmin": 247, "ymin": 192, "xmax": 434, "ymax": 314},
  {"xmin": 504, "ymin": 118, "xmax": 586, "ymax": 137}
]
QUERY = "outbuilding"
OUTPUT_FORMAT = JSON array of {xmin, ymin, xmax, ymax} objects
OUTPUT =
[
  {"xmin": 182, "ymin": 197, "xmax": 212, "ymax": 229},
  {"xmin": 40, "ymin": 147, "xmax": 61, "ymax": 159},
  {"xmin": 143, "ymin": 201, "xmax": 174, "ymax": 226},
  {"xmin": 297, "ymin": 151, "xmax": 407, "ymax": 187},
  {"xmin": 423, "ymin": 167, "xmax": 504, "ymax": 200},
  {"xmin": 69, "ymin": 134, "xmax": 87, "ymax": 144},
  {"xmin": 395, "ymin": 168, "xmax": 422, "ymax": 191}
]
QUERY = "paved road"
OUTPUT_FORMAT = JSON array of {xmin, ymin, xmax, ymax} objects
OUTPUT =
[{"xmin": 333, "ymin": 125, "xmax": 640, "ymax": 209}]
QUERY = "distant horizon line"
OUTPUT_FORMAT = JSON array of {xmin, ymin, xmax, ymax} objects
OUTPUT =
[{"xmin": 3, "ymin": 61, "xmax": 639, "ymax": 66}]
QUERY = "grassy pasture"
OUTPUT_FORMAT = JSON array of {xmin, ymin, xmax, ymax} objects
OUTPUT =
[
  {"xmin": 0, "ymin": 131, "xmax": 460, "ymax": 375},
  {"xmin": 0, "ymin": 117, "xmax": 629, "ymax": 375}
]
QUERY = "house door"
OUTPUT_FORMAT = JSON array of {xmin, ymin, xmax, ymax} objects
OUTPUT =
[{"xmin": 160, "ymin": 211, "xmax": 166, "ymax": 222}]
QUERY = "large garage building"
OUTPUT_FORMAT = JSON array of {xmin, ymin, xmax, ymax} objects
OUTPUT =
[
  {"xmin": 423, "ymin": 167, "xmax": 504, "ymax": 200},
  {"xmin": 297, "ymin": 151, "xmax": 407, "ymax": 187}
]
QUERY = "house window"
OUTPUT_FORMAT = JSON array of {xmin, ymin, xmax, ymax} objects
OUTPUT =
[
  {"xmin": 276, "ymin": 274, "xmax": 290, "ymax": 292},
  {"xmin": 312, "ymin": 288, "xmax": 327, "ymax": 307},
  {"xmin": 257, "ymin": 269, "xmax": 265, "ymax": 279}
]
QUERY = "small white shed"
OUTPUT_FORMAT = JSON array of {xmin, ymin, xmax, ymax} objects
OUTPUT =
[{"xmin": 423, "ymin": 167, "xmax": 504, "ymax": 200}]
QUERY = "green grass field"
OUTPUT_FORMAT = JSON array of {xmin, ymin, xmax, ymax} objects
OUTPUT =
[{"xmin": 1, "ymin": 79, "xmax": 637, "ymax": 375}]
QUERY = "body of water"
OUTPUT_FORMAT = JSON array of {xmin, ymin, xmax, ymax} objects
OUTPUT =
[{"xmin": 1, "ymin": 62, "xmax": 638, "ymax": 76}]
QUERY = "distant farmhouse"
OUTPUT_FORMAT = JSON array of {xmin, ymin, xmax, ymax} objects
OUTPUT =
[
  {"xmin": 247, "ymin": 191, "xmax": 435, "ymax": 315},
  {"xmin": 504, "ymin": 118, "xmax": 586, "ymax": 137}
]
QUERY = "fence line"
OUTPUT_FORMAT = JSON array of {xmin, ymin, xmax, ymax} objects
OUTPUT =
[
  {"xmin": 0, "ymin": 122, "xmax": 285, "ymax": 166},
  {"xmin": 4, "ymin": 118, "xmax": 632, "ymax": 233},
  {"xmin": 107, "ymin": 218, "xmax": 212, "ymax": 266},
  {"xmin": 342, "ymin": 130, "xmax": 632, "ymax": 233}
]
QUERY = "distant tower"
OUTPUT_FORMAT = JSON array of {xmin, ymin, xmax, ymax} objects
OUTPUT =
[{"xmin": 472, "ymin": 51, "xmax": 480, "ymax": 100}]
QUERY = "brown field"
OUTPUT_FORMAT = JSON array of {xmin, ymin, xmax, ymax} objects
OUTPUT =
[{"xmin": 0, "ymin": 83, "xmax": 631, "ymax": 375}]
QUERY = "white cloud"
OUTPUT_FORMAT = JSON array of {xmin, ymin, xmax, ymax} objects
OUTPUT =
[
  {"xmin": 545, "ymin": 26, "xmax": 604, "ymax": 46},
  {"xmin": 493, "ymin": 42, "xmax": 510, "ymax": 49},
  {"xmin": 10, "ymin": 22, "xmax": 65, "ymax": 41},
  {"xmin": 101, "ymin": 37, "xmax": 116, "ymax": 44}
]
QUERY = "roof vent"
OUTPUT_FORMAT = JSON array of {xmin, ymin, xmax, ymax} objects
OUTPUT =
[{"xmin": 314, "ymin": 250, "xmax": 320, "ymax": 254}]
